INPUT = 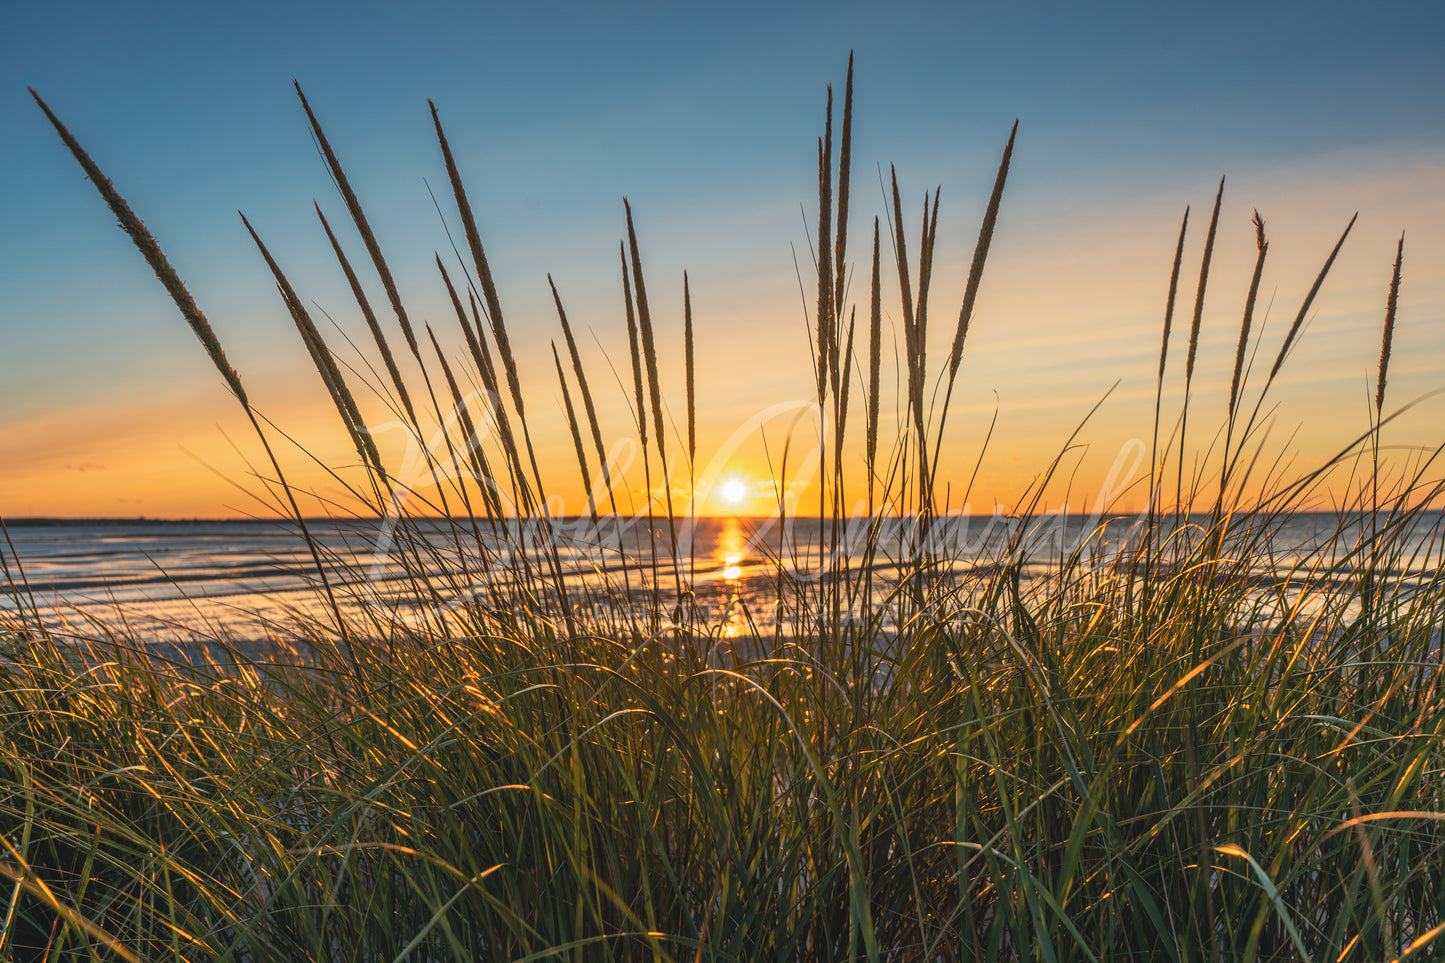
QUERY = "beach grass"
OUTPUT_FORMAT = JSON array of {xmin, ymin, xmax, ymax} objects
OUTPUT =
[{"xmin": 5, "ymin": 60, "xmax": 1445, "ymax": 961}]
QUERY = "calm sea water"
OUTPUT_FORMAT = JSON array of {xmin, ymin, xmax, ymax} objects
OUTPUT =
[{"xmin": 4, "ymin": 512, "xmax": 1441, "ymax": 645}]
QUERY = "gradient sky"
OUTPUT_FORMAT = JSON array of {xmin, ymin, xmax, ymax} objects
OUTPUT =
[{"xmin": 4, "ymin": 0, "xmax": 1444, "ymax": 518}]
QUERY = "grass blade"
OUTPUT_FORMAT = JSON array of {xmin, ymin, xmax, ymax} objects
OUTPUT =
[
  {"xmin": 1376, "ymin": 233, "xmax": 1404, "ymax": 415},
  {"xmin": 1267, "ymin": 211, "xmax": 1358, "ymax": 382}
]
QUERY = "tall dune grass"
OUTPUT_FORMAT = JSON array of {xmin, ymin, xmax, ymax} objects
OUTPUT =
[{"xmin": 5, "ymin": 58, "xmax": 1445, "ymax": 961}]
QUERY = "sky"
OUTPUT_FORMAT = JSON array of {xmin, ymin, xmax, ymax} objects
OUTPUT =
[{"xmin": 3, "ymin": 0, "xmax": 1444, "ymax": 518}]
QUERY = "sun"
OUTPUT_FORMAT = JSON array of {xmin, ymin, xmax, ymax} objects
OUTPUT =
[{"xmin": 720, "ymin": 479, "xmax": 748, "ymax": 505}]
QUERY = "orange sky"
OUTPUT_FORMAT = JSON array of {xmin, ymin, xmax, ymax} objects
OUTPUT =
[{"xmin": 6, "ymin": 151, "xmax": 1443, "ymax": 520}]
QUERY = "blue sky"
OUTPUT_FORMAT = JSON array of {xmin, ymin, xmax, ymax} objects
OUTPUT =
[{"xmin": 4, "ymin": 1, "xmax": 1444, "ymax": 515}]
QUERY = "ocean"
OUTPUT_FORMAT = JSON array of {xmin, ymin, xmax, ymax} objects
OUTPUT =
[{"xmin": 3, "ymin": 511, "xmax": 1441, "ymax": 646}]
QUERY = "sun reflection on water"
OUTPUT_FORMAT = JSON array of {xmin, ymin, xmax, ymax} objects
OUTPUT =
[
  {"xmin": 710, "ymin": 516, "xmax": 752, "ymax": 638},
  {"xmin": 711, "ymin": 516, "xmax": 749, "ymax": 581}
]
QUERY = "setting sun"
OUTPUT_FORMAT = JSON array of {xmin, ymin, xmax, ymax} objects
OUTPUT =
[{"xmin": 720, "ymin": 479, "xmax": 748, "ymax": 505}]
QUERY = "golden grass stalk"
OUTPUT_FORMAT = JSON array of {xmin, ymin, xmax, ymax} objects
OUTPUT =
[
  {"xmin": 241, "ymin": 214, "xmax": 383, "ymax": 476},
  {"xmin": 429, "ymin": 105, "xmax": 525, "ymax": 425},
  {"xmin": 460, "ymin": 281, "xmax": 536, "ymax": 527},
  {"xmin": 929, "ymin": 122, "xmax": 1017, "ymax": 498},
  {"xmin": 625, "ymin": 200, "xmax": 682, "ymax": 593},
  {"xmin": 913, "ymin": 187, "xmax": 940, "ymax": 507},
  {"xmin": 463, "ymin": 290, "xmax": 498, "ymax": 395},
  {"xmin": 315, "ymin": 203, "xmax": 417, "ymax": 423},
  {"xmin": 815, "ymin": 85, "xmax": 835, "ymax": 405},
  {"xmin": 300, "ymin": 86, "xmax": 494, "ymax": 531},
  {"xmin": 1229, "ymin": 210, "xmax": 1268, "ymax": 422},
  {"xmin": 620, "ymin": 238, "xmax": 660, "ymax": 614},
  {"xmin": 295, "ymin": 82, "xmax": 421, "ymax": 360},
  {"xmin": 1216, "ymin": 211, "xmax": 1270, "ymax": 513},
  {"xmin": 948, "ymin": 121, "xmax": 1018, "ymax": 382},
  {"xmin": 1144, "ymin": 203, "xmax": 1190, "ymax": 577},
  {"xmin": 832, "ymin": 52, "xmax": 854, "ymax": 327},
  {"xmin": 432, "ymin": 266, "xmax": 509, "ymax": 518},
  {"xmin": 297, "ymin": 89, "xmax": 496, "ymax": 537},
  {"xmin": 275, "ymin": 282, "xmax": 376, "ymax": 471},
  {"xmin": 1177, "ymin": 177, "xmax": 1225, "ymax": 508},
  {"xmin": 436, "ymin": 256, "xmax": 478, "ymax": 368},
  {"xmin": 836, "ymin": 309, "xmax": 856, "ymax": 466},
  {"xmin": 549, "ymin": 276, "xmax": 613, "ymax": 503},
  {"xmin": 1377, "ymin": 233, "xmax": 1405, "ymax": 415},
  {"xmin": 459, "ymin": 284, "xmax": 523, "ymax": 492},
  {"xmin": 684, "ymin": 274, "xmax": 698, "ymax": 591},
  {"xmin": 547, "ymin": 276, "xmax": 632, "ymax": 599},
  {"xmin": 621, "ymin": 242, "xmax": 648, "ymax": 446},
  {"xmin": 867, "ymin": 219, "xmax": 882, "ymax": 513},
  {"xmin": 625, "ymin": 201, "xmax": 668, "ymax": 472},
  {"xmin": 431, "ymin": 103, "xmax": 556, "ymax": 529},
  {"xmin": 684, "ymin": 272, "xmax": 696, "ymax": 468},
  {"xmin": 425, "ymin": 323, "xmax": 500, "ymax": 523},
  {"xmin": 1148, "ymin": 206, "xmax": 1190, "ymax": 516},
  {"xmin": 1267, "ymin": 212, "xmax": 1358, "ymax": 382},
  {"xmin": 438, "ymin": 262, "xmax": 524, "ymax": 510},
  {"xmin": 914, "ymin": 187, "xmax": 940, "ymax": 385},
  {"xmin": 888, "ymin": 168, "xmax": 937, "ymax": 515},
  {"xmin": 888, "ymin": 167, "xmax": 919, "ymax": 433},
  {"xmin": 552, "ymin": 342, "xmax": 597, "ymax": 523},
  {"xmin": 29, "ymin": 91, "xmax": 246, "ymax": 405},
  {"xmin": 1366, "ymin": 232, "xmax": 1409, "ymax": 624},
  {"xmin": 1185, "ymin": 177, "xmax": 1225, "ymax": 387},
  {"xmin": 1157, "ymin": 207, "xmax": 1191, "ymax": 387}
]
